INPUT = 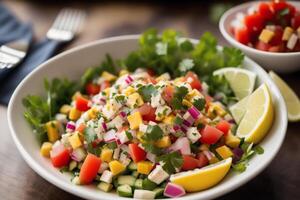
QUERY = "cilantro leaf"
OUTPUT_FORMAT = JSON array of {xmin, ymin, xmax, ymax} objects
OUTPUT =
[
  {"xmin": 84, "ymin": 127, "xmax": 97, "ymax": 143},
  {"xmin": 174, "ymin": 116, "xmax": 183, "ymax": 125},
  {"xmin": 142, "ymin": 143, "xmax": 162, "ymax": 155},
  {"xmin": 232, "ymin": 161, "xmax": 247, "ymax": 173},
  {"xmin": 143, "ymin": 125, "xmax": 163, "ymax": 141},
  {"xmin": 171, "ymin": 86, "xmax": 188, "ymax": 109},
  {"xmin": 156, "ymin": 151, "xmax": 183, "ymax": 174},
  {"xmin": 138, "ymin": 85, "xmax": 158, "ymax": 102},
  {"xmin": 193, "ymin": 98, "xmax": 206, "ymax": 111}
]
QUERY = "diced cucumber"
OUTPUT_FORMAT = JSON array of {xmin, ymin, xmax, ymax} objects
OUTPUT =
[
  {"xmin": 153, "ymin": 187, "xmax": 164, "ymax": 198},
  {"xmin": 128, "ymin": 162, "xmax": 137, "ymax": 171},
  {"xmin": 134, "ymin": 179, "xmax": 143, "ymax": 189},
  {"xmin": 132, "ymin": 171, "xmax": 139, "ymax": 178},
  {"xmin": 97, "ymin": 182, "xmax": 113, "ymax": 192},
  {"xmin": 69, "ymin": 160, "xmax": 77, "ymax": 171},
  {"xmin": 142, "ymin": 178, "xmax": 157, "ymax": 190},
  {"xmin": 117, "ymin": 184, "xmax": 133, "ymax": 197},
  {"xmin": 113, "ymin": 178, "xmax": 119, "ymax": 188},
  {"xmin": 117, "ymin": 175, "xmax": 136, "ymax": 186}
]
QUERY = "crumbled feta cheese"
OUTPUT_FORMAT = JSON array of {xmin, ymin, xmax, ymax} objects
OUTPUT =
[
  {"xmin": 148, "ymin": 165, "xmax": 169, "ymax": 185},
  {"xmin": 287, "ymin": 34, "xmax": 298, "ymax": 50},
  {"xmin": 117, "ymin": 130, "xmax": 129, "ymax": 144},
  {"xmin": 139, "ymin": 123, "xmax": 148, "ymax": 133},
  {"xmin": 151, "ymin": 93, "xmax": 165, "ymax": 108},
  {"xmin": 107, "ymin": 115, "xmax": 124, "ymax": 129},
  {"xmin": 155, "ymin": 105, "xmax": 171, "ymax": 121},
  {"xmin": 98, "ymin": 162, "xmax": 108, "ymax": 174},
  {"xmin": 186, "ymin": 127, "xmax": 201, "ymax": 143},
  {"xmin": 113, "ymin": 147, "xmax": 121, "ymax": 160},
  {"xmin": 55, "ymin": 113, "xmax": 67, "ymax": 124}
]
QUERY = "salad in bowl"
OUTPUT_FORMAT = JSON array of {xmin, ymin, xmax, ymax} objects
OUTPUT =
[{"xmin": 21, "ymin": 29, "xmax": 274, "ymax": 199}]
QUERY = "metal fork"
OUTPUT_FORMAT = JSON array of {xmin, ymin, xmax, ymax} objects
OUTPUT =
[
  {"xmin": 47, "ymin": 8, "xmax": 86, "ymax": 41},
  {"xmin": 0, "ymin": 8, "xmax": 86, "ymax": 70}
]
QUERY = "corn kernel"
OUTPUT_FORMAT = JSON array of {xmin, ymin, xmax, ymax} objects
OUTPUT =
[
  {"xmin": 101, "ymin": 71, "xmax": 117, "ymax": 81},
  {"xmin": 60, "ymin": 104, "xmax": 72, "ymax": 115},
  {"xmin": 119, "ymin": 69, "xmax": 129, "ymax": 76},
  {"xmin": 45, "ymin": 120, "xmax": 60, "ymax": 142},
  {"xmin": 127, "ymin": 93, "xmax": 144, "ymax": 108},
  {"xmin": 182, "ymin": 99, "xmax": 193, "ymax": 108},
  {"xmin": 162, "ymin": 114, "xmax": 175, "ymax": 125},
  {"xmin": 137, "ymin": 131, "xmax": 146, "ymax": 143},
  {"xmin": 101, "ymin": 148, "xmax": 114, "ymax": 162},
  {"xmin": 124, "ymin": 86, "xmax": 135, "ymax": 96},
  {"xmin": 127, "ymin": 112, "xmax": 143, "ymax": 130},
  {"xmin": 109, "ymin": 160, "xmax": 126, "ymax": 175},
  {"xmin": 155, "ymin": 136, "xmax": 171, "ymax": 148},
  {"xmin": 68, "ymin": 132, "xmax": 82, "ymax": 149},
  {"xmin": 216, "ymin": 145, "xmax": 233, "ymax": 159},
  {"xmin": 40, "ymin": 142, "xmax": 53, "ymax": 157},
  {"xmin": 69, "ymin": 107, "xmax": 81, "ymax": 121},
  {"xmin": 225, "ymin": 131, "xmax": 240, "ymax": 148},
  {"xmin": 259, "ymin": 29, "xmax": 274, "ymax": 43},
  {"xmin": 282, "ymin": 27, "xmax": 294, "ymax": 41},
  {"xmin": 87, "ymin": 107, "xmax": 99, "ymax": 119},
  {"xmin": 137, "ymin": 161, "xmax": 154, "ymax": 175}
]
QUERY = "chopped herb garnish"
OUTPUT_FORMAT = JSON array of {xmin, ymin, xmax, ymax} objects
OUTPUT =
[
  {"xmin": 156, "ymin": 151, "xmax": 183, "ymax": 174},
  {"xmin": 84, "ymin": 126, "xmax": 97, "ymax": 143},
  {"xmin": 143, "ymin": 125, "xmax": 164, "ymax": 141},
  {"xmin": 137, "ymin": 84, "xmax": 158, "ymax": 102},
  {"xmin": 171, "ymin": 86, "xmax": 188, "ymax": 109},
  {"xmin": 193, "ymin": 98, "xmax": 206, "ymax": 111},
  {"xmin": 174, "ymin": 116, "xmax": 183, "ymax": 125},
  {"xmin": 142, "ymin": 143, "xmax": 162, "ymax": 155},
  {"xmin": 125, "ymin": 130, "xmax": 133, "ymax": 140}
]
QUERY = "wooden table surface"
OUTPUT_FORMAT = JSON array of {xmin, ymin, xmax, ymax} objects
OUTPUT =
[{"xmin": 1, "ymin": 1, "xmax": 300, "ymax": 199}]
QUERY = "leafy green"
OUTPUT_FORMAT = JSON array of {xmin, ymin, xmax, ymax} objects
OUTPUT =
[
  {"xmin": 142, "ymin": 143, "xmax": 162, "ymax": 155},
  {"xmin": 156, "ymin": 151, "xmax": 183, "ymax": 174},
  {"xmin": 174, "ymin": 116, "xmax": 183, "ymax": 125},
  {"xmin": 171, "ymin": 86, "xmax": 188, "ymax": 109},
  {"xmin": 193, "ymin": 98, "xmax": 206, "ymax": 111},
  {"xmin": 143, "ymin": 125, "xmax": 163, "ymax": 141},
  {"xmin": 83, "ymin": 126, "xmax": 97, "ymax": 143},
  {"xmin": 137, "ymin": 85, "xmax": 158, "ymax": 102}
]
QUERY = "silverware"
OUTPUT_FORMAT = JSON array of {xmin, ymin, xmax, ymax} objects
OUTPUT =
[
  {"xmin": 0, "ymin": 38, "xmax": 30, "ymax": 69},
  {"xmin": 47, "ymin": 8, "xmax": 86, "ymax": 42}
]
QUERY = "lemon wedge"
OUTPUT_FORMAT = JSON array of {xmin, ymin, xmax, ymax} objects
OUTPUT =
[
  {"xmin": 269, "ymin": 71, "xmax": 300, "ymax": 122},
  {"xmin": 170, "ymin": 158, "xmax": 232, "ymax": 192},
  {"xmin": 213, "ymin": 67, "xmax": 256, "ymax": 100},
  {"xmin": 236, "ymin": 84, "xmax": 274, "ymax": 144},
  {"xmin": 229, "ymin": 96, "xmax": 249, "ymax": 124}
]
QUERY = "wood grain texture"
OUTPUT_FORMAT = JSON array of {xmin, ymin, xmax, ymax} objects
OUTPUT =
[{"xmin": 1, "ymin": 0, "xmax": 300, "ymax": 200}]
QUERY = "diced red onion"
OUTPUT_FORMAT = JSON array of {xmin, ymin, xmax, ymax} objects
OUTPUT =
[
  {"xmin": 125, "ymin": 75, "xmax": 134, "ymax": 84},
  {"xmin": 66, "ymin": 121, "xmax": 76, "ymax": 132},
  {"xmin": 203, "ymin": 150, "xmax": 215, "ymax": 160},
  {"xmin": 146, "ymin": 152, "xmax": 156, "ymax": 163},
  {"xmin": 183, "ymin": 120, "xmax": 191, "ymax": 127},
  {"xmin": 168, "ymin": 137, "xmax": 191, "ymax": 155},
  {"xmin": 119, "ymin": 111, "xmax": 127, "ymax": 118},
  {"xmin": 232, "ymin": 148, "xmax": 244, "ymax": 164},
  {"xmin": 71, "ymin": 147, "xmax": 86, "ymax": 162},
  {"xmin": 103, "ymin": 130, "xmax": 116, "ymax": 142},
  {"xmin": 188, "ymin": 107, "xmax": 201, "ymax": 119},
  {"xmin": 183, "ymin": 112, "xmax": 195, "ymax": 126},
  {"xmin": 180, "ymin": 125, "xmax": 187, "ymax": 133},
  {"xmin": 164, "ymin": 183, "xmax": 186, "ymax": 198},
  {"xmin": 100, "ymin": 98, "xmax": 106, "ymax": 104},
  {"xmin": 102, "ymin": 122, "xmax": 108, "ymax": 131},
  {"xmin": 173, "ymin": 125, "xmax": 181, "ymax": 131}
]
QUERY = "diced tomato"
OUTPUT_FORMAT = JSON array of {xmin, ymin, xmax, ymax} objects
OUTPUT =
[
  {"xmin": 271, "ymin": 1, "xmax": 289, "ymax": 13},
  {"xmin": 147, "ymin": 68, "xmax": 156, "ymax": 76},
  {"xmin": 162, "ymin": 85, "xmax": 175, "ymax": 104},
  {"xmin": 196, "ymin": 152, "xmax": 209, "ymax": 168},
  {"xmin": 85, "ymin": 82, "xmax": 100, "ymax": 95},
  {"xmin": 255, "ymin": 41, "xmax": 271, "ymax": 51},
  {"xmin": 50, "ymin": 142, "xmax": 70, "ymax": 168},
  {"xmin": 244, "ymin": 13, "xmax": 265, "ymax": 34},
  {"xmin": 181, "ymin": 155, "xmax": 199, "ymax": 171},
  {"xmin": 138, "ymin": 104, "xmax": 156, "ymax": 122},
  {"xmin": 292, "ymin": 14, "xmax": 300, "ymax": 29},
  {"xmin": 100, "ymin": 80, "xmax": 111, "ymax": 91},
  {"xmin": 235, "ymin": 27, "xmax": 250, "ymax": 45},
  {"xmin": 270, "ymin": 26, "xmax": 283, "ymax": 46},
  {"xmin": 128, "ymin": 143, "xmax": 146, "ymax": 163},
  {"xmin": 216, "ymin": 120, "xmax": 231, "ymax": 135},
  {"xmin": 184, "ymin": 71, "xmax": 202, "ymax": 91},
  {"xmin": 258, "ymin": 3, "xmax": 274, "ymax": 20},
  {"xmin": 79, "ymin": 154, "xmax": 102, "ymax": 184},
  {"xmin": 75, "ymin": 96, "xmax": 90, "ymax": 112},
  {"xmin": 200, "ymin": 125, "xmax": 224, "ymax": 144},
  {"xmin": 147, "ymin": 76, "xmax": 157, "ymax": 85},
  {"xmin": 76, "ymin": 123, "xmax": 86, "ymax": 133}
]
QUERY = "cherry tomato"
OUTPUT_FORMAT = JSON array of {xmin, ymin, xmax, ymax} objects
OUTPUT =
[
  {"xmin": 216, "ymin": 120, "xmax": 231, "ymax": 135},
  {"xmin": 138, "ymin": 104, "xmax": 156, "ymax": 122},
  {"xmin": 258, "ymin": 3, "xmax": 274, "ymax": 20},
  {"xmin": 162, "ymin": 85, "xmax": 175, "ymax": 104},
  {"xmin": 85, "ymin": 83, "xmax": 100, "ymax": 95},
  {"xmin": 270, "ymin": 26, "xmax": 283, "ymax": 46},
  {"xmin": 244, "ymin": 13, "xmax": 264, "ymax": 34},
  {"xmin": 292, "ymin": 14, "xmax": 300, "ymax": 29},
  {"xmin": 184, "ymin": 71, "xmax": 202, "ymax": 91},
  {"xmin": 75, "ymin": 96, "xmax": 90, "ymax": 112},
  {"xmin": 196, "ymin": 152, "xmax": 209, "ymax": 168},
  {"xmin": 50, "ymin": 142, "xmax": 70, "ymax": 168},
  {"xmin": 255, "ymin": 41, "xmax": 271, "ymax": 52},
  {"xmin": 128, "ymin": 143, "xmax": 146, "ymax": 163},
  {"xmin": 235, "ymin": 27, "xmax": 250, "ymax": 45},
  {"xmin": 181, "ymin": 155, "xmax": 199, "ymax": 171},
  {"xmin": 200, "ymin": 125, "xmax": 224, "ymax": 144},
  {"xmin": 79, "ymin": 154, "xmax": 102, "ymax": 184}
]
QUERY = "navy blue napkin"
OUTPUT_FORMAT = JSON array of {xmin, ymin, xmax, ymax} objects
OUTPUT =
[{"xmin": 0, "ymin": 4, "xmax": 62, "ymax": 105}]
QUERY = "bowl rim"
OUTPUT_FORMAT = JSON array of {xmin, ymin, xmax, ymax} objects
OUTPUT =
[
  {"xmin": 219, "ymin": 0, "xmax": 300, "ymax": 56},
  {"xmin": 7, "ymin": 35, "xmax": 288, "ymax": 200}
]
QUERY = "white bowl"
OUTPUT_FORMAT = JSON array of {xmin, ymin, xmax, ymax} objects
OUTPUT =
[
  {"xmin": 219, "ymin": 1, "xmax": 300, "ymax": 73},
  {"xmin": 8, "ymin": 35, "xmax": 287, "ymax": 200}
]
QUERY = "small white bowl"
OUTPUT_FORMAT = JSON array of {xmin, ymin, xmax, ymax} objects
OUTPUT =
[
  {"xmin": 219, "ymin": 1, "xmax": 300, "ymax": 73},
  {"xmin": 8, "ymin": 35, "xmax": 287, "ymax": 200}
]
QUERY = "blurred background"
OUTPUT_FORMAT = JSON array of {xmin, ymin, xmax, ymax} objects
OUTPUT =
[{"xmin": 1, "ymin": 0, "xmax": 299, "ymax": 200}]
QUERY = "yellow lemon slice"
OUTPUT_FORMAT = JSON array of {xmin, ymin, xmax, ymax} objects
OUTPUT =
[{"xmin": 170, "ymin": 158, "xmax": 232, "ymax": 192}]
